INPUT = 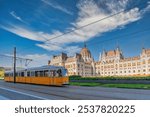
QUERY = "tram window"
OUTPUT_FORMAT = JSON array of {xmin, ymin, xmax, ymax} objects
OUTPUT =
[
  {"xmin": 16, "ymin": 73, "xmax": 18, "ymax": 77},
  {"xmin": 35, "ymin": 71, "xmax": 38, "ymax": 77},
  {"xmin": 5, "ymin": 73, "xmax": 8, "ymax": 77},
  {"xmin": 39, "ymin": 71, "xmax": 44, "ymax": 77},
  {"xmin": 50, "ymin": 70, "xmax": 53, "ymax": 77},
  {"xmin": 6, "ymin": 73, "xmax": 8, "ymax": 77},
  {"xmin": 54, "ymin": 70, "xmax": 56, "ymax": 77},
  {"xmin": 11, "ymin": 73, "xmax": 13, "ymax": 77},
  {"xmin": 35, "ymin": 71, "xmax": 41, "ymax": 77},
  {"xmin": 21, "ymin": 72, "xmax": 24, "ymax": 77},
  {"xmin": 19, "ymin": 72, "xmax": 21, "ymax": 77},
  {"xmin": 44, "ymin": 70, "xmax": 49, "ymax": 77},
  {"xmin": 19, "ymin": 72, "xmax": 21, "ymax": 76},
  {"xmin": 50, "ymin": 70, "xmax": 56, "ymax": 77},
  {"xmin": 19, "ymin": 73, "xmax": 21, "ymax": 77},
  {"xmin": 31, "ymin": 72, "xmax": 35, "ymax": 77},
  {"xmin": 27, "ymin": 72, "xmax": 30, "ymax": 77},
  {"xmin": 57, "ymin": 69, "xmax": 62, "ymax": 77},
  {"xmin": 38, "ymin": 71, "xmax": 41, "ymax": 77},
  {"xmin": 18, "ymin": 73, "xmax": 20, "ymax": 77},
  {"xmin": 17, "ymin": 72, "xmax": 20, "ymax": 77}
]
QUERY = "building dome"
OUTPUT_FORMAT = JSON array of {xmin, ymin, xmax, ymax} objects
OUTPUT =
[
  {"xmin": 80, "ymin": 47, "xmax": 91, "ymax": 58},
  {"xmin": 80, "ymin": 43, "xmax": 92, "ymax": 62}
]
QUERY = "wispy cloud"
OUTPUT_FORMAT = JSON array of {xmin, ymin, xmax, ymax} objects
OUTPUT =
[
  {"xmin": 0, "ymin": 53, "xmax": 51, "ymax": 67},
  {"xmin": 1, "ymin": 0, "xmax": 150, "ymax": 55},
  {"xmin": 10, "ymin": 11, "xmax": 28, "ymax": 24},
  {"xmin": 142, "ymin": 1, "xmax": 150, "ymax": 13},
  {"xmin": 23, "ymin": 54, "xmax": 51, "ymax": 67},
  {"xmin": 41, "ymin": 0, "xmax": 73, "ymax": 15},
  {"xmin": 0, "ymin": 24, "xmax": 46, "ymax": 42}
]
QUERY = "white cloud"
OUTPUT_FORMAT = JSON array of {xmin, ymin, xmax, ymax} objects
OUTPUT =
[
  {"xmin": 74, "ymin": 0, "xmax": 141, "ymax": 38},
  {"xmin": 1, "ymin": 24, "xmax": 48, "ymax": 42},
  {"xmin": 41, "ymin": 0, "xmax": 73, "ymax": 15},
  {"xmin": 22, "ymin": 54, "xmax": 51, "ymax": 67},
  {"xmin": 1, "ymin": 0, "xmax": 150, "ymax": 56},
  {"xmin": 36, "ymin": 43, "xmax": 63, "ymax": 51},
  {"xmin": 10, "ymin": 11, "xmax": 28, "ymax": 24},
  {"xmin": 142, "ymin": 1, "xmax": 150, "ymax": 13},
  {"xmin": 0, "ymin": 55, "xmax": 13, "ymax": 68},
  {"xmin": 64, "ymin": 46, "xmax": 82, "ymax": 56},
  {"xmin": 0, "ymin": 53, "xmax": 51, "ymax": 67}
]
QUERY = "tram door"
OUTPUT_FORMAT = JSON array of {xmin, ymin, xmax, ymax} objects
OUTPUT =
[{"xmin": 50, "ymin": 70, "xmax": 55, "ymax": 85}]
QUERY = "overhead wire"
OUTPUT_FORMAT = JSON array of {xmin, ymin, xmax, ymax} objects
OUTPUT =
[
  {"xmin": 17, "ymin": 1, "xmax": 146, "ymax": 53},
  {"xmin": 1, "ymin": 1, "xmax": 149, "ymax": 65}
]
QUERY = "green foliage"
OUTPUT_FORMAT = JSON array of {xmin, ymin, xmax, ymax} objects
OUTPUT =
[
  {"xmin": 70, "ymin": 82, "xmax": 101, "ymax": 87},
  {"xmin": 69, "ymin": 76, "xmax": 150, "ymax": 80},
  {"xmin": 70, "ymin": 82, "xmax": 150, "ymax": 89},
  {"xmin": 0, "ymin": 77, "xmax": 4, "ymax": 79},
  {"xmin": 69, "ymin": 75, "xmax": 81, "ymax": 78}
]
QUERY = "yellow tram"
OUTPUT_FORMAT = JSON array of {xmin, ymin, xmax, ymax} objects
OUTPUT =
[{"xmin": 4, "ymin": 65, "xmax": 69, "ymax": 86}]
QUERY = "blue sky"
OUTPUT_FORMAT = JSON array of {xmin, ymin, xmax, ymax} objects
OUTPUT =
[{"xmin": 0, "ymin": 0, "xmax": 150, "ymax": 67}]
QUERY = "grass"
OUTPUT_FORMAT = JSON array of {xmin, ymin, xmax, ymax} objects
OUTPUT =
[
  {"xmin": 70, "ymin": 82, "xmax": 102, "ymax": 87},
  {"xmin": 70, "ymin": 82, "xmax": 150, "ymax": 89},
  {"xmin": 0, "ymin": 77, "xmax": 4, "ymax": 80},
  {"xmin": 69, "ymin": 76, "xmax": 150, "ymax": 80}
]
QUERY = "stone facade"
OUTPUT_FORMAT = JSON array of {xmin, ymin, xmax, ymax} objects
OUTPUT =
[
  {"xmin": 95, "ymin": 47, "xmax": 150, "ymax": 76},
  {"xmin": 48, "ymin": 46, "xmax": 150, "ymax": 77},
  {"xmin": 48, "ymin": 44, "xmax": 95, "ymax": 77}
]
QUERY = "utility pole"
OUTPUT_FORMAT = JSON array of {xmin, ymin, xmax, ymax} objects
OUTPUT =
[{"xmin": 13, "ymin": 47, "xmax": 16, "ymax": 83}]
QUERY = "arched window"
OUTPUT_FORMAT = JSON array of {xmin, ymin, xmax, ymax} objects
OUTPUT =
[{"xmin": 143, "ymin": 60, "xmax": 146, "ymax": 64}]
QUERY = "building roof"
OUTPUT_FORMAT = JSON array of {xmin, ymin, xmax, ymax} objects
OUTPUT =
[
  {"xmin": 145, "ymin": 49, "xmax": 150, "ymax": 55},
  {"xmin": 120, "ymin": 56, "xmax": 140, "ymax": 62},
  {"xmin": 80, "ymin": 47, "xmax": 91, "ymax": 57},
  {"xmin": 66, "ymin": 57, "xmax": 76, "ymax": 62},
  {"xmin": 5, "ymin": 65, "xmax": 66, "ymax": 73},
  {"xmin": 106, "ymin": 50, "xmax": 116, "ymax": 56}
]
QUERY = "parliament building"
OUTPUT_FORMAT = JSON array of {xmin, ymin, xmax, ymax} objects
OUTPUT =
[{"xmin": 48, "ymin": 45, "xmax": 150, "ymax": 77}]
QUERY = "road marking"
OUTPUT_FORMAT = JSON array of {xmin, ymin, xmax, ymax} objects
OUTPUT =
[
  {"xmin": 0, "ymin": 95, "xmax": 9, "ymax": 100},
  {"xmin": 0, "ymin": 86, "xmax": 49, "ymax": 100}
]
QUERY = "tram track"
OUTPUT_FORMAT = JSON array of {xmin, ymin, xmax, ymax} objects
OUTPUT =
[
  {"xmin": 0, "ymin": 81, "xmax": 121, "ymax": 100},
  {"xmin": 1, "ymin": 80, "xmax": 150, "ymax": 100}
]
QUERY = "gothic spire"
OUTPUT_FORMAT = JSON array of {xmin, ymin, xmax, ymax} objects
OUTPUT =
[{"xmin": 84, "ymin": 41, "xmax": 87, "ymax": 48}]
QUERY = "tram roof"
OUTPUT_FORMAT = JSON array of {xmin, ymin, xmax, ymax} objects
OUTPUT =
[
  {"xmin": 5, "ymin": 65, "xmax": 66, "ymax": 73},
  {"xmin": 27, "ymin": 65, "xmax": 65, "ymax": 71}
]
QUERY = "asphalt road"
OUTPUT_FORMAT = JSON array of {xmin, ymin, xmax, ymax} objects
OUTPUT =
[{"xmin": 0, "ymin": 80, "xmax": 150, "ymax": 100}]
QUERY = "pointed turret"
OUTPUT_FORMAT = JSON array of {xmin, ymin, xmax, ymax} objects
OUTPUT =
[
  {"xmin": 99, "ymin": 52, "xmax": 102, "ymax": 61},
  {"xmin": 84, "ymin": 41, "xmax": 87, "ymax": 48}
]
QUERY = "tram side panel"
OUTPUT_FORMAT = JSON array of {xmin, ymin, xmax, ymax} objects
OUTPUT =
[
  {"xmin": 4, "ymin": 66, "xmax": 69, "ymax": 86},
  {"xmin": 4, "ymin": 76, "xmax": 68, "ymax": 86}
]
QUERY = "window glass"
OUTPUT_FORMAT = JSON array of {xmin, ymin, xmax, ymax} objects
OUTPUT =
[
  {"xmin": 27, "ymin": 72, "xmax": 30, "ymax": 77},
  {"xmin": 21, "ymin": 72, "xmax": 24, "ymax": 77},
  {"xmin": 44, "ymin": 70, "xmax": 49, "ymax": 77}
]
